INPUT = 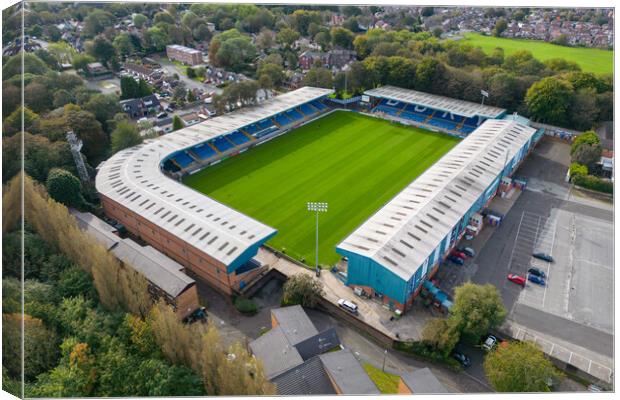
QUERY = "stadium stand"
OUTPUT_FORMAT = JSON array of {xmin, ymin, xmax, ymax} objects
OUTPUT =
[
  {"xmin": 212, "ymin": 136, "xmax": 234, "ymax": 152},
  {"xmin": 299, "ymin": 103, "xmax": 316, "ymax": 116},
  {"xmin": 274, "ymin": 113, "xmax": 292, "ymax": 127},
  {"xmin": 173, "ymin": 152, "xmax": 194, "ymax": 168},
  {"xmin": 310, "ymin": 100, "xmax": 327, "ymax": 111},
  {"xmin": 192, "ymin": 143, "xmax": 217, "ymax": 160},
  {"xmin": 227, "ymin": 130, "xmax": 250, "ymax": 145},
  {"xmin": 285, "ymin": 108, "xmax": 304, "ymax": 122}
]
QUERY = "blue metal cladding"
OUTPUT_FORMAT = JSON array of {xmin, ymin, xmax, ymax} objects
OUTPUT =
[
  {"xmin": 226, "ymin": 230, "xmax": 278, "ymax": 273},
  {"xmin": 337, "ymin": 248, "xmax": 409, "ymax": 304}
]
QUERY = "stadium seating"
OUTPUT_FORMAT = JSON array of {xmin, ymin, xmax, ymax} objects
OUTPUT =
[
  {"xmin": 244, "ymin": 124, "xmax": 258, "ymax": 135},
  {"xmin": 274, "ymin": 113, "xmax": 292, "ymax": 126},
  {"xmin": 463, "ymin": 116, "xmax": 481, "ymax": 127},
  {"xmin": 285, "ymin": 109, "xmax": 304, "ymax": 122},
  {"xmin": 227, "ymin": 131, "xmax": 250, "ymax": 145},
  {"xmin": 460, "ymin": 125, "xmax": 476, "ymax": 134},
  {"xmin": 254, "ymin": 126, "xmax": 278, "ymax": 138},
  {"xmin": 435, "ymin": 112, "xmax": 464, "ymax": 124},
  {"xmin": 173, "ymin": 152, "xmax": 194, "ymax": 168},
  {"xmin": 192, "ymin": 143, "xmax": 216, "ymax": 160},
  {"xmin": 212, "ymin": 137, "xmax": 234, "ymax": 152},
  {"xmin": 299, "ymin": 103, "xmax": 315, "ymax": 116},
  {"xmin": 257, "ymin": 119, "xmax": 274, "ymax": 130},
  {"xmin": 400, "ymin": 111, "xmax": 426, "ymax": 122},
  {"xmin": 310, "ymin": 100, "xmax": 327, "ymax": 110},
  {"xmin": 428, "ymin": 118, "xmax": 457, "ymax": 131}
]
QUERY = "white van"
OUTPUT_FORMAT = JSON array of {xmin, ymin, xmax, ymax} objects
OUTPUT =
[{"xmin": 338, "ymin": 299, "xmax": 359, "ymax": 315}]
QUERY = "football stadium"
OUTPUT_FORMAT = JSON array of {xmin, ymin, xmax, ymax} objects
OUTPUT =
[{"xmin": 96, "ymin": 85, "xmax": 544, "ymax": 312}]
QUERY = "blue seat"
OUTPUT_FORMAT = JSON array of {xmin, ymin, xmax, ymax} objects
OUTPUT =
[
  {"xmin": 311, "ymin": 100, "xmax": 327, "ymax": 110},
  {"xmin": 174, "ymin": 152, "xmax": 194, "ymax": 168},
  {"xmin": 299, "ymin": 104, "xmax": 315, "ymax": 115},
  {"xmin": 255, "ymin": 126, "xmax": 278, "ymax": 138},
  {"xmin": 244, "ymin": 124, "xmax": 258, "ymax": 134},
  {"xmin": 286, "ymin": 109, "xmax": 303, "ymax": 121},
  {"xmin": 227, "ymin": 131, "xmax": 249, "ymax": 145},
  {"xmin": 461, "ymin": 125, "xmax": 476, "ymax": 134},
  {"xmin": 463, "ymin": 116, "xmax": 480, "ymax": 127},
  {"xmin": 274, "ymin": 114, "xmax": 291, "ymax": 126},
  {"xmin": 192, "ymin": 144, "xmax": 216, "ymax": 160},
  {"xmin": 212, "ymin": 137, "xmax": 234, "ymax": 152},
  {"xmin": 257, "ymin": 119, "xmax": 274, "ymax": 130}
]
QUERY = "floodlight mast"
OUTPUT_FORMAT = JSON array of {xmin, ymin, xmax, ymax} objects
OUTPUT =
[{"xmin": 307, "ymin": 202, "xmax": 328, "ymax": 277}]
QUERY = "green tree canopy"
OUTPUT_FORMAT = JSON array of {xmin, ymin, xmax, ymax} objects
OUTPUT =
[
  {"xmin": 282, "ymin": 274, "xmax": 325, "ymax": 308},
  {"xmin": 450, "ymin": 283, "xmax": 507, "ymax": 344},
  {"xmin": 46, "ymin": 168, "xmax": 85, "ymax": 208},
  {"xmin": 111, "ymin": 120, "xmax": 143, "ymax": 153},
  {"xmin": 421, "ymin": 317, "xmax": 461, "ymax": 358},
  {"xmin": 3, "ymin": 52, "xmax": 50, "ymax": 79},
  {"xmin": 525, "ymin": 77, "xmax": 574, "ymax": 125},
  {"xmin": 172, "ymin": 115, "xmax": 184, "ymax": 131},
  {"xmin": 133, "ymin": 13, "xmax": 148, "ymax": 28},
  {"xmin": 484, "ymin": 341, "xmax": 561, "ymax": 392}
]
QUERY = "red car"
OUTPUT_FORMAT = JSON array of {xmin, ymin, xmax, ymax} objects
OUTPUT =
[
  {"xmin": 451, "ymin": 250, "xmax": 467, "ymax": 259},
  {"xmin": 507, "ymin": 274, "xmax": 526, "ymax": 287}
]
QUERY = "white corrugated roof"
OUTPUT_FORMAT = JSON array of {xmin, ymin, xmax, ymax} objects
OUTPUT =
[
  {"xmin": 337, "ymin": 119, "xmax": 537, "ymax": 280},
  {"xmin": 365, "ymin": 85, "xmax": 506, "ymax": 118},
  {"xmin": 96, "ymin": 87, "xmax": 333, "ymax": 267}
]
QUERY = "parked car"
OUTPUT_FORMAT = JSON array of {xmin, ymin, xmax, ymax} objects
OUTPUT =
[
  {"xmin": 338, "ymin": 298, "xmax": 359, "ymax": 315},
  {"xmin": 482, "ymin": 335, "xmax": 497, "ymax": 351},
  {"xmin": 458, "ymin": 247, "xmax": 476, "ymax": 257},
  {"xmin": 447, "ymin": 255, "xmax": 464, "ymax": 265},
  {"xmin": 451, "ymin": 351, "xmax": 471, "ymax": 368},
  {"xmin": 157, "ymin": 112, "xmax": 168, "ymax": 119},
  {"xmin": 527, "ymin": 267, "xmax": 546, "ymax": 278},
  {"xmin": 533, "ymin": 252, "xmax": 554, "ymax": 263},
  {"xmin": 528, "ymin": 274, "xmax": 546, "ymax": 286},
  {"xmin": 451, "ymin": 250, "xmax": 468, "ymax": 259},
  {"xmin": 183, "ymin": 306, "xmax": 207, "ymax": 324},
  {"xmin": 507, "ymin": 274, "xmax": 526, "ymax": 287}
]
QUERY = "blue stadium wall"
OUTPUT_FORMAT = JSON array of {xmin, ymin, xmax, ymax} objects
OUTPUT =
[{"xmin": 336, "ymin": 125, "xmax": 544, "ymax": 311}]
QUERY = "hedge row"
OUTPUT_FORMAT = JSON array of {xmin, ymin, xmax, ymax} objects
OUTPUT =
[
  {"xmin": 573, "ymin": 173, "xmax": 613, "ymax": 194},
  {"xmin": 393, "ymin": 341, "xmax": 461, "ymax": 371}
]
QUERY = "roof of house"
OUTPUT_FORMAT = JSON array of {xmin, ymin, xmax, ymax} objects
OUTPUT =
[
  {"xmin": 319, "ymin": 349, "xmax": 380, "ymax": 394},
  {"xmin": 166, "ymin": 44, "xmax": 201, "ymax": 55},
  {"xmin": 400, "ymin": 368, "xmax": 450, "ymax": 394},
  {"xmin": 70, "ymin": 210, "xmax": 195, "ymax": 299},
  {"xmin": 96, "ymin": 87, "xmax": 332, "ymax": 268},
  {"xmin": 272, "ymin": 356, "xmax": 336, "ymax": 395},
  {"xmin": 248, "ymin": 326, "xmax": 304, "ymax": 379},
  {"xmin": 365, "ymin": 85, "xmax": 505, "ymax": 118},
  {"xmin": 180, "ymin": 112, "xmax": 200, "ymax": 122},
  {"xmin": 294, "ymin": 327, "xmax": 341, "ymax": 360},
  {"xmin": 337, "ymin": 119, "xmax": 538, "ymax": 280},
  {"xmin": 271, "ymin": 305, "xmax": 319, "ymax": 345}
]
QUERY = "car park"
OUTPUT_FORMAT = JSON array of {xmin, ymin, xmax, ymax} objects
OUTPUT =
[
  {"xmin": 338, "ymin": 298, "xmax": 359, "ymax": 315},
  {"xmin": 447, "ymin": 255, "xmax": 464, "ymax": 265},
  {"xmin": 482, "ymin": 335, "xmax": 497, "ymax": 351},
  {"xmin": 507, "ymin": 274, "xmax": 526, "ymax": 287},
  {"xmin": 527, "ymin": 267, "xmax": 546, "ymax": 278},
  {"xmin": 533, "ymin": 252, "xmax": 554, "ymax": 263},
  {"xmin": 528, "ymin": 274, "xmax": 546, "ymax": 286},
  {"xmin": 451, "ymin": 351, "xmax": 471, "ymax": 368},
  {"xmin": 458, "ymin": 247, "xmax": 476, "ymax": 257}
]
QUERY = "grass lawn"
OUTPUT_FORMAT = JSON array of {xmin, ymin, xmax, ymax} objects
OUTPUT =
[
  {"xmin": 461, "ymin": 33, "xmax": 613, "ymax": 75},
  {"xmin": 363, "ymin": 362, "xmax": 401, "ymax": 394},
  {"xmin": 183, "ymin": 111, "xmax": 458, "ymax": 266}
]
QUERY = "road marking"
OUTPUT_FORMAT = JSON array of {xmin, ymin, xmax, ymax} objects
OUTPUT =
[{"xmin": 588, "ymin": 359, "xmax": 592, "ymax": 373}]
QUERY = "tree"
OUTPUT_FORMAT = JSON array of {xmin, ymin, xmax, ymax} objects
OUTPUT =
[
  {"xmin": 421, "ymin": 317, "xmax": 461, "ymax": 358},
  {"xmin": 84, "ymin": 93, "xmax": 121, "ymax": 132},
  {"xmin": 421, "ymin": 7, "xmax": 435, "ymax": 17},
  {"xmin": 24, "ymin": 81, "xmax": 53, "ymax": 113},
  {"xmin": 89, "ymin": 35, "xmax": 117, "ymax": 65},
  {"xmin": 35, "ymin": 48, "xmax": 61, "ymax": 70},
  {"xmin": 187, "ymin": 67, "xmax": 196, "ymax": 78},
  {"xmin": 172, "ymin": 115, "xmax": 184, "ymax": 131},
  {"xmin": 46, "ymin": 168, "xmax": 85, "ymax": 208},
  {"xmin": 63, "ymin": 105, "xmax": 109, "ymax": 164},
  {"xmin": 72, "ymin": 53, "xmax": 96, "ymax": 72},
  {"xmin": 53, "ymin": 89, "xmax": 74, "ymax": 108},
  {"xmin": 144, "ymin": 27, "xmax": 170, "ymax": 52},
  {"xmin": 569, "ymin": 162, "xmax": 588, "ymax": 180},
  {"xmin": 276, "ymin": 27, "xmax": 299, "ymax": 48},
  {"xmin": 570, "ymin": 130, "xmax": 600, "ymax": 154},
  {"xmin": 256, "ymin": 28, "xmax": 274, "ymax": 51},
  {"xmin": 331, "ymin": 27, "xmax": 354, "ymax": 49},
  {"xmin": 484, "ymin": 341, "xmax": 561, "ymax": 392},
  {"xmin": 315, "ymin": 31, "xmax": 331, "ymax": 51},
  {"xmin": 552, "ymin": 34, "xmax": 569, "ymax": 46},
  {"xmin": 3, "ymin": 313, "xmax": 60, "ymax": 381},
  {"xmin": 111, "ymin": 120, "xmax": 143, "ymax": 153},
  {"xmin": 569, "ymin": 88, "xmax": 598, "ymax": 131},
  {"xmin": 3, "ymin": 106, "xmax": 39, "ymax": 136},
  {"xmin": 282, "ymin": 274, "xmax": 324, "ymax": 308},
  {"xmin": 258, "ymin": 63, "xmax": 284, "ymax": 88},
  {"xmin": 3, "ymin": 52, "xmax": 50, "ymax": 79},
  {"xmin": 492, "ymin": 18, "xmax": 508, "ymax": 37},
  {"xmin": 302, "ymin": 67, "xmax": 333, "ymax": 89},
  {"xmin": 154, "ymin": 11, "xmax": 175, "ymax": 25},
  {"xmin": 415, "ymin": 57, "xmax": 444, "ymax": 92},
  {"xmin": 525, "ymin": 77, "xmax": 574, "ymax": 125},
  {"xmin": 83, "ymin": 9, "xmax": 114, "ymax": 38},
  {"xmin": 450, "ymin": 283, "xmax": 507, "ymax": 344},
  {"xmin": 133, "ymin": 13, "xmax": 148, "ymax": 28},
  {"xmin": 571, "ymin": 143, "xmax": 602, "ymax": 171},
  {"xmin": 113, "ymin": 33, "xmax": 135, "ymax": 57}
]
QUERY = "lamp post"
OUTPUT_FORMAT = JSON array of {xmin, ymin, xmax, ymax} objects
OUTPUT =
[
  {"xmin": 307, "ymin": 202, "xmax": 328, "ymax": 277},
  {"xmin": 382, "ymin": 349, "xmax": 388, "ymax": 372}
]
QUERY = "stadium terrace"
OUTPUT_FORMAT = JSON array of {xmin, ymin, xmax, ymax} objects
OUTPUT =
[{"xmin": 95, "ymin": 85, "xmax": 544, "ymax": 311}]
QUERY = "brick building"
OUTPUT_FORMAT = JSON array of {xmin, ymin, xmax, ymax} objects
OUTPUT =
[{"xmin": 166, "ymin": 44, "xmax": 203, "ymax": 66}]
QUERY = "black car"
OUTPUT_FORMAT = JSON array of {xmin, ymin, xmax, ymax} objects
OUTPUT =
[
  {"xmin": 183, "ymin": 307, "xmax": 207, "ymax": 324},
  {"xmin": 451, "ymin": 351, "xmax": 471, "ymax": 368},
  {"xmin": 528, "ymin": 267, "xmax": 546, "ymax": 278},
  {"xmin": 533, "ymin": 252, "xmax": 554, "ymax": 263}
]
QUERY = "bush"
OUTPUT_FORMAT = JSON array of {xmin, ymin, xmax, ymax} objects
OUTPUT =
[
  {"xmin": 393, "ymin": 341, "xmax": 461, "ymax": 371},
  {"xmin": 282, "ymin": 274, "xmax": 324, "ymax": 308},
  {"xmin": 234, "ymin": 296, "xmax": 258, "ymax": 315},
  {"xmin": 572, "ymin": 174, "xmax": 613, "ymax": 194},
  {"xmin": 569, "ymin": 162, "xmax": 588, "ymax": 178}
]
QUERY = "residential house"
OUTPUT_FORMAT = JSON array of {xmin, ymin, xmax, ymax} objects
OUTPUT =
[
  {"xmin": 166, "ymin": 44, "xmax": 203, "ymax": 66},
  {"xmin": 120, "ymin": 94, "xmax": 161, "ymax": 118},
  {"xmin": 327, "ymin": 49, "xmax": 357, "ymax": 70},
  {"xmin": 180, "ymin": 112, "xmax": 202, "ymax": 126},
  {"xmin": 298, "ymin": 50, "xmax": 329, "ymax": 70},
  {"xmin": 85, "ymin": 62, "xmax": 112, "ymax": 79}
]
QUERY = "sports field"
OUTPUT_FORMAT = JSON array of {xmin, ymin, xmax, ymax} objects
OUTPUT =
[
  {"xmin": 184, "ymin": 111, "xmax": 459, "ymax": 266},
  {"xmin": 461, "ymin": 33, "xmax": 613, "ymax": 75}
]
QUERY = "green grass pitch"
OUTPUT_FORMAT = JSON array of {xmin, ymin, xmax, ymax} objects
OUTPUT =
[
  {"xmin": 461, "ymin": 33, "xmax": 613, "ymax": 75},
  {"xmin": 183, "ymin": 111, "xmax": 459, "ymax": 266}
]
